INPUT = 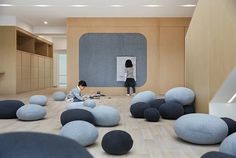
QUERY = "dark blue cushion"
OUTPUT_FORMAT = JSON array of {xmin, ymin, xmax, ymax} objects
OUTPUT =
[
  {"xmin": 159, "ymin": 102, "xmax": 184, "ymax": 120},
  {"xmin": 0, "ymin": 132, "xmax": 93, "ymax": 158},
  {"xmin": 221, "ymin": 117, "xmax": 236, "ymax": 135},
  {"xmin": 130, "ymin": 102, "xmax": 150, "ymax": 118},
  {"xmin": 0, "ymin": 100, "xmax": 24, "ymax": 119},
  {"xmin": 144, "ymin": 108, "xmax": 160, "ymax": 122},
  {"xmin": 148, "ymin": 99, "xmax": 165, "ymax": 110},
  {"xmin": 102, "ymin": 130, "xmax": 133, "ymax": 155},
  {"xmin": 60, "ymin": 109, "xmax": 95, "ymax": 126},
  {"xmin": 201, "ymin": 151, "xmax": 236, "ymax": 158}
]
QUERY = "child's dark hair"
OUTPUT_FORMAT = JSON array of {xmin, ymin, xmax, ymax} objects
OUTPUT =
[
  {"xmin": 125, "ymin": 59, "xmax": 133, "ymax": 68},
  {"xmin": 78, "ymin": 80, "xmax": 87, "ymax": 87}
]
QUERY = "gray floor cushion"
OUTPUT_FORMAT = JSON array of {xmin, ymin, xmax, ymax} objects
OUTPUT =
[
  {"xmin": 130, "ymin": 102, "xmax": 151, "ymax": 118},
  {"xmin": 16, "ymin": 104, "xmax": 46, "ymax": 121},
  {"xmin": 60, "ymin": 120, "xmax": 98, "ymax": 147},
  {"xmin": 165, "ymin": 87, "xmax": 195, "ymax": 105},
  {"xmin": 144, "ymin": 108, "xmax": 160, "ymax": 122},
  {"xmin": 0, "ymin": 100, "xmax": 24, "ymax": 119},
  {"xmin": 0, "ymin": 132, "xmax": 93, "ymax": 158},
  {"xmin": 83, "ymin": 99, "xmax": 96, "ymax": 108},
  {"xmin": 175, "ymin": 113, "xmax": 228, "ymax": 144},
  {"xmin": 53, "ymin": 91, "xmax": 66, "ymax": 101},
  {"xmin": 201, "ymin": 151, "xmax": 236, "ymax": 158},
  {"xmin": 159, "ymin": 102, "xmax": 184, "ymax": 120},
  {"xmin": 220, "ymin": 133, "xmax": 236, "ymax": 156},
  {"xmin": 131, "ymin": 91, "xmax": 157, "ymax": 104},
  {"xmin": 91, "ymin": 106, "xmax": 120, "ymax": 127},
  {"xmin": 29, "ymin": 95, "xmax": 48, "ymax": 106}
]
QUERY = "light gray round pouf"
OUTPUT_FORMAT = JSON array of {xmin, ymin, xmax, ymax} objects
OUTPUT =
[
  {"xmin": 131, "ymin": 91, "xmax": 157, "ymax": 104},
  {"xmin": 175, "ymin": 113, "xmax": 228, "ymax": 144},
  {"xmin": 165, "ymin": 87, "xmax": 195, "ymax": 105},
  {"xmin": 91, "ymin": 106, "xmax": 120, "ymax": 127},
  {"xmin": 29, "ymin": 95, "xmax": 48, "ymax": 106},
  {"xmin": 16, "ymin": 104, "xmax": 46, "ymax": 121},
  {"xmin": 60, "ymin": 120, "xmax": 98, "ymax": 147},
  {"xmin": 83, "ymin": 99, "xmax": 96, "ymax": 108},
  {"xmin": 220, "ymin": 133, "xmax": 236, "ymax": 156},
  {"xmin": 53, "ymin": 91, "xmax": 66, "ymax": 101}
]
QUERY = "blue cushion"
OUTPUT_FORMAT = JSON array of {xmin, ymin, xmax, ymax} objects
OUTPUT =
[
  {"xmin": 102, "ymin": 130, "xmax": 133, "ymax": 155},
  {"xmin": 16, "ymin": 104, "xmax": 46, "ymax": 121},
  {"xmin": 53, "ymin": 91, "xmax": 66, "ymax": 101},
  {"xmin": 130, "ymin": 102, "xmax": 150, "ymax": 118},
  {"xmin": 201, "ymin": 151, "xmax": 236, "ymax": 158},
  {"xmin": 83, "ymin": 99, "xmax": 96, "ymax": 108},
  {"xmin": 0, "ymin": 100, "xmax": 24, "ymax": 119},
  {"xmin": 220, "ymin": 133, "xmax": 236, "ymax": 156},
  {"xmin": 60, "ymin": 120, "xmax": 98, "ymax": 147},
  {"xmin": 0, "ymin": 132, "xmax": 93, "ymax": 158},
  {"xmin": 165, "ymin": 87, "xmax": 195, "ymax": 105},
  {"xmin": 175, "ymin": 113, "xmax": 228, "ymax": 144},
  {"xmin": 131, "ymin": 91, "xmax": 156, "ymax": 104},
  {"xmin": 29, "ymin": 95, "xmax": 47, "ymax": 106},
  {"xmin": 144, "ymin": 108, "xmax": 160, "ymax": 122},
  {"xmin": 91, "ymin": 106, "xmax": 120, "ymax": 127},
  {"xmin": 159, "ymin": 102, "xmax": 184, "ymax": 120}
]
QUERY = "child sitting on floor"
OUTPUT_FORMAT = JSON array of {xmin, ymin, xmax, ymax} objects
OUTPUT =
[{"xmin": 65, "ymin": 80, "xmax": 87, "ymax": 102}]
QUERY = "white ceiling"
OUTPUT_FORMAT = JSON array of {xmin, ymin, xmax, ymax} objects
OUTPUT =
[{"xmin": 0, "ymin": 0, "xmax": 198, "ymax": 26}]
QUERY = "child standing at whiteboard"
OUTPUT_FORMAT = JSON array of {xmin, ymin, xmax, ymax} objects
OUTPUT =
[{"xmin": 125, "ymin": 59, "xmax": 136, "ymax": 96}]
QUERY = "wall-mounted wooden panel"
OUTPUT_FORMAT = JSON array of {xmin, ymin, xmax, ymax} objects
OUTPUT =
[
  {"xmin": 16, "ymin": 51, "xmax": 22, "ymax": 93},
  {"xmin": 38, "ymin": 56, "xmax": 45, "ymax": 89},
  {"xmin": 44, "ymin": 57, "xmax": 51, "ymax": 88},
  {"xmin": 159, "ymin": 27, "xmax": 185, "ymax": 93},
  {"xmin": 30, "ymin": 54, "xmax": 39, "ymax": 90}
]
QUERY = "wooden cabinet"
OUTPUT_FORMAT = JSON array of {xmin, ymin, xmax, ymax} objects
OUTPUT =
[{"xmin": 0, "ymin": 26, "xmax": 53, "ymax": 94}]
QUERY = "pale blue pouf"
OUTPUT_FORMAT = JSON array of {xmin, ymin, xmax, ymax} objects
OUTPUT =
[
  {"xmin": 60, "ymin": 120, "xmax": 98, "ymax": 147},
  {"xmin": 66, "ymin": 102, "xmax": 93, "ymax": 112},
  {"xmin": 91, "ymin": 106, "xmax": 120, "ymax": 127},
  {"xmin": 131, "ymin": 91, "xmax": 157, "ymax": 104},
  {"xmin": 16, "ymin": 104, "xmax": 46, "ymax": 121},
  {"xmin": 165, "ymin": 87, "xmax": 195, "ymax": 105},
  {"xmin": 29, "ymin": 95, "xmax": 48, "ymax": 106},
  {"xmin": 220, "ymin": 133, "xmax": 236, "ymax": 156},
  {"xmin": 83, "ymin": 99, "xmax": 96, "ymax": 108},
  {"xmin": 175, "ymin": 113, "xmax": 228, "ymax": 144},
  {"xmin": 53, "ymin": 91, "xmax": 66, "ymax": 101}
]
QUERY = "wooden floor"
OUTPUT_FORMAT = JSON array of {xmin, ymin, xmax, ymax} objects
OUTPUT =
[{"xmin": 0, "ymin": 88, "xmax": 218, "ymax": 158}]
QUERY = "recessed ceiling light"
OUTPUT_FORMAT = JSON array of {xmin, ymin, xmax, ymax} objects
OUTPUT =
[
  {"xmin": 179, "ymin": 4, "xmax": 196, "ymax": 7},
  {"xmin": 144, "ymin": 5, "xmax": 162, "ymax": 7},
  {"xmin": 111, "ymin": 5, "xmax": 124, "ymax": 7},
  {"xmin": 34, "ymin": 5, "xmax": 50, "ymax": 7},
  {"xmin": 44, "ymin": 21, "xmax": 48, "ymax": 25},
  {"xmin": 71, "ymin": 5, "xmax": 88, "ymax": 7},
  {"xmin": 0, "ymin": 4, "xmax": 14, "ymax": 7}
]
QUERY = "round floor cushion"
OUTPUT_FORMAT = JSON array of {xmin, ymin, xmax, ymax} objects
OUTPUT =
[
  {"xmin": 52, "ymin": 91, "xmax": 66, "ymax": 101},
  {"xmin": 144, "ymin": 108, "xmax": 160, "ymax": 122},
  {"xmin": 221, "ymin": 117, "xmax": 236, "ymax": 136},
  {"xmin": 165, "ymin": 87, "xmax": 195, "ymax": 105},
  {"xmin": 175, "ymin": 113, "xmax": 228, "ymax": 144},
  {"xmin": 83, "ymin": 99, "xmax": 96, "ymax": 108},
  {"xmin": 220, "ymin": 133, "xmax": 236, "ymax": 156},
  {"xmin": 148, "ymin": 98, "xmax": 165, "ymax": 110},
  {"xmin": 201, "ymin": 151, "xmax": 236, "ymax": 158},
  {"xmin": 131, "ymin": 91, "xmax": 156, "ymax": 104},
  {"xmin": 91, "ymin": 106, "xmax": 120, "ymax": 127},
  {"xmin": 60, "ymin": 109, "xmax": 95, "ymax": 126},
  {"xmin": 159, "ymin": 102, "xmax": 184, "ymax": 120},
  {"xmin": 130, "ymin": 102, "xmax": 151, "ymax": 118},
  {"xmin": 0, "ymin": 132, "xmax": 93, "ymax": 158},
  {"xmin": 102, "ymin": 130, "xmax": 133, "ymax": 155},
  {"xmin": 16, "ymin": 104, "xmax": 46, "ymax": 121},
  {"xmin": 29, "ymin": 95, "xmax": 47, "ymax": 106},
  {"xmin": 60, "ymin": 120, "xmax": 98, "ymax": 147},
  {"xmin": 0, "ymin": 100, "xmax": 24, "ymax": 119}
]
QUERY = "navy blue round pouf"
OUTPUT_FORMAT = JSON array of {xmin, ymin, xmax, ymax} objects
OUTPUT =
[
  {"xmin": 159, "ymin": 102, "xmax": 184, "ymax": 120},
  {"xmin": 201, "ymin": 151, "xmax": 236, "ymax": 158},
  {"xmin": 60, "ymin": 109, "xmax": 95, "ymax": 126},
  {"xmin": 183, "ymin": 100, "xmax": 195, "ymax": 114},
  {"xmin": 144, "ymin": 108, "xmax": 160, "ymax": 122},
  {"xmin": 130, "ymin": 102, "xmax": 150, "ymax": 118},
  {"xmin": 148, "ymin": 99, "xmax": 165, "ymax": 111},
  {"xmin": 0, "ymin": 100, "xmax": 24, "ymax": 119},
  {"xmin": 221, "ymin": 117, "xmax": 236, "ymax": 135},
  {"xmin": 0, "ymin": 132, "xmax": 93, "ymax": 158},
  {"xmin": 102, "ymin": 130, "xmax": 133, "ymax": 155}
]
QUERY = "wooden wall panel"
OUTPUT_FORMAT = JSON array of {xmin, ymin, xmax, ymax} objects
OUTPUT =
[
  {"xmin": 16, "ymin": 51, "xmax": 22, "ymax": 93},
  {"xmin": 38, "ymin": 56, "xmax": 45, "ymax": 89},
  {"xmin": 159, "ymin": 27, "xmax": 185, "ymax": 93},
  {"xmin": 21, "ymin": 52, "xmax": 31, "ymax": 92},
  {"xmin": 30, "ymin": 54, "xmax": 39, "ymax": 90},
  {"xmin": 44, "ymin": 57, "xmax": 51, "ymax": 88}
]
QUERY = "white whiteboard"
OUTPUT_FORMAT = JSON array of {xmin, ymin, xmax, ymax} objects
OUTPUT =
[{"xmin": 116, "ymin": 56, "xmax": 136, "ymax": 81}]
